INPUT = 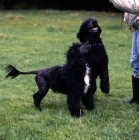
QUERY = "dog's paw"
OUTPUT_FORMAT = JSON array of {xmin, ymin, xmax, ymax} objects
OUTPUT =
[
  {"xmin": 35, "ymin": 106, "xmax": 42, "ymax": 111},
  {"xmin": 70, "ymin": 109, "xmax": 84, "ymax": 117},
  {"xmin": 34, "ymin": 102, "xmax": 42, "ymax": 111},
  {"xmin": 100, "ymin": 85, "xmax": 109, "ymax": 94},
  {"xmin": 86, "ymin": 104, "xmax": 95, "ymax": 111}
]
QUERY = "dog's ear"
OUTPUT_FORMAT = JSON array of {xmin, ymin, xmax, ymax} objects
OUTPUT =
[
  {"xmin": 76, "ymin": 29, "xmax": 82, "ymax": 41},
  {"xmin": 98, "ymin": 25, "xmax": 102, "ymax": 35},
  {"xmin": 76, "ymin": 28, "xmax": 87, "ymax": 42},
  {"xmin": 76, "ymin": 20, "xmax": 88, "ymax": 42}
]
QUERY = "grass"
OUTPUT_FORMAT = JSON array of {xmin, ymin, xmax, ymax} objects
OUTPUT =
[{"xmin": 0, "ymin": 10, "xmax": 139, "ymax": 140}]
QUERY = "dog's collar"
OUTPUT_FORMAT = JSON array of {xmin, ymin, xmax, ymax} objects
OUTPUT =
[{"xmin": 91, "ymin": 43, "xmax": 102, "ymax": 46}]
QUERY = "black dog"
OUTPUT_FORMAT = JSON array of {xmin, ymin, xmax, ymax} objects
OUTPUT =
[
  {"xmin": 5, "ymin": 42, "xmax": 94, "ymax": 117},
  {"xmin": 77, "ymin": 18, "xmax": 110, "ymax": 94}
]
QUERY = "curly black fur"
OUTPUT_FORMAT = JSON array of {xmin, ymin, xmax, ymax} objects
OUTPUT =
[
  {"xmin": 77, "ymin": 17, "xmax": 110, "ymax": 94},
  {"xmin": 5, "ymin": 42, "xmax": 94, "ymax": 117}
]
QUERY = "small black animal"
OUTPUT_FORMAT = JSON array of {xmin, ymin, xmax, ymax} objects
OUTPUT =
[
  {"xmin": 77, "ymin": 17, "xmax": 110, "ymax": 95},
  {"xmin": 5, "ymin": 42, "xmax": 94, "ymax": 117}
]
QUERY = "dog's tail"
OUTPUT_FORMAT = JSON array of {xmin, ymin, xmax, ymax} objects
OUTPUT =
[{"xmin": 5, "ymin": 64, "xmax": 39, "ymax": 79}]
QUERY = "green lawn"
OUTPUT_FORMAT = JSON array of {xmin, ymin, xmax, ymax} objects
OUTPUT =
[{"xmin": 0, "ymin": 10, "xmax": 139, "ymax": 140}]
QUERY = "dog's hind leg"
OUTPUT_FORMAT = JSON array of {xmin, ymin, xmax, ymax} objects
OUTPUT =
[
  {"xmin": 33, "ymin": 74, "xmax": 49, "ymax": 111},
  {"xmin": 67, "ymin": 92, "xmax": 84, "ymax": 117},
  {"xmin": 33, "ymin": 92, "xmax": 38, "ymax": 100}
]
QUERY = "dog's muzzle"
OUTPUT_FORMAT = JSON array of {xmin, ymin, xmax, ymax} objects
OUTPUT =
[{"xmin": 91, "ymin": 27, "xmax": 98, "ymax": 32}]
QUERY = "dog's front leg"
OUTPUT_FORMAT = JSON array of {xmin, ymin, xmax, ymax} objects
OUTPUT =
[
  {"xmin": 81, "ymin": 89, "xmax": 95, "ymax": 111},
  {"xmin": 67, "ymin": 94, "xmax": 84, "ymax": 117},
  {"xmin": 99, "ymin": 67, "xmax": 110, "ymax": 94}
]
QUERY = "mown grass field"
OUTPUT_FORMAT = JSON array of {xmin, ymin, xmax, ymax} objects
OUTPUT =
[{"xmin": 0, "ymin": 10, "xmax": 139, "ymax": 140}]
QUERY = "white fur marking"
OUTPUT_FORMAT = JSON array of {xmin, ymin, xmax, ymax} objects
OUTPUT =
[{"xmin": 84, "ymin": 64, "xmax": 91, "ymax": 94}]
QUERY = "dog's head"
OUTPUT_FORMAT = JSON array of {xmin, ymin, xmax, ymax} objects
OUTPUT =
[
  {"xmin": 76, "ymin": 18, "xmax": 102, "ymax": 42},
  {"xmin": 66, "ymin": 42, "xmax": 91, "ymax": 66}
]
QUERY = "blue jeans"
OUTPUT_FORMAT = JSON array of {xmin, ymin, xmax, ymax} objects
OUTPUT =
[{"xmin": 130, "ymin": 28, "xmax": 139, "ymax": 78}]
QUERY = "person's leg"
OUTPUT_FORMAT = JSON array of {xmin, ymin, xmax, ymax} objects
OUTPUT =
[
  {"xmin": 124, "ymin": 29, "xmax": 139, "ymax": 103},
  {"xmin": 131, "ymin": 29, "xmax": 139, "ymax": 78}
]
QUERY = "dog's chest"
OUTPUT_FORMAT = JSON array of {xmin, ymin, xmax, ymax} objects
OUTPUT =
[
  {"xmin": 84, "ymin": 64, "xmax": 91, "ymax": 94},
  {"xmin": 90, "ymin": 44, "xmax": 105, "ymax": 62}
]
